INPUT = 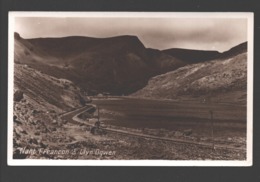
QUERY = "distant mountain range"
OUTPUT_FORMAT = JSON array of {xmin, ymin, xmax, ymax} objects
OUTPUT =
[
  {"xmin": 162, "ymin": 49, "xmax": 221, "ymax": 64},
  {"xmin": 14, "ymin": 32, "xmax": 247, "ymax": 98}
]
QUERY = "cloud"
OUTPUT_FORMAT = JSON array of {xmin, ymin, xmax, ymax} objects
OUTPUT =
[{"xmin": 15, "ymin": 17, "xmax": 247, "ymax": 52}]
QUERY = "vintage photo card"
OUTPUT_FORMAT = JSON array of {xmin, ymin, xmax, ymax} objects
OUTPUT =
[{"xmin": 8, "ymin": 12, "xmax": 253, "ymax": 166}]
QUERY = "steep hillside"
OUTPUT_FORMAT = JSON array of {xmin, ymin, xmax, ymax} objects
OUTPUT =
[
  {"xmin": 132, "ymin": 47, "xmax": 247, "ymax": 104},
  {"xmin": 14, "ymin": 33, "xmax": 185, "ymax": 95},
  {"xmin": 13, "ymin": 63, "xmax": 89, "ymax": 159},
  {"xmin": 14, "ymin": 64, "xmax": 86, "ymax": 111},
  {"xmin": 14, "ymin": 32, "xmax": 60, "ymax": 65}
]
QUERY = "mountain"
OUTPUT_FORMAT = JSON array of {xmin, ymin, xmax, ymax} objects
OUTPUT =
[
  {"xmin": 132, "ymin": 42, "xmax": 247, "ymax": 104},
  {"xmin": 163, "ymin": 48, "xmax": 221, "ymax": 64},
  {"xmin": 14, "ymin": 33, "xmax": 185, "ymax": 95},
  {"xmin": 219, "ymin": 42, "xmax": 247, "ymax": 59},
  {"xmin": 14, "ymin": 32, "xmax": 246, "ymax": 97},
  {"xmin": 162, "ymin": 42, "xmax": 247, "ymax": 64}
]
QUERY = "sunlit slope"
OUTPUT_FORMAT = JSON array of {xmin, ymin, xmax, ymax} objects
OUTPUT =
[{"xmin": 133, "ymin": 43, "xmax": 247, "ymax": 104}]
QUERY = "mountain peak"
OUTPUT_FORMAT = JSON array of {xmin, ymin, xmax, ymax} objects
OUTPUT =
[{"xmin": 107, "ymin": 35, "xmax": 144, "ymax": 47}]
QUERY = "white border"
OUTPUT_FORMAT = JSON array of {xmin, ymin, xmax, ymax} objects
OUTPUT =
[{"xmin": 8, "ymin": 12, "xmax": 254, "ymax": 166}]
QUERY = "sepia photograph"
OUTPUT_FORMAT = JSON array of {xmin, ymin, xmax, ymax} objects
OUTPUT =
[{"xmin": 8, "ymin": 12, "xmax": 253, "ymax": 166}]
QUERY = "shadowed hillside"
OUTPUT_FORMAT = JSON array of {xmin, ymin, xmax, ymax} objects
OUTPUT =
[
  {"xmin": 15, "ymin": 33, "xmax": 185, "ymax": 95},
  {"xmin": 163, "ymin": 48, "xmax": 221, "ymax": 63}
]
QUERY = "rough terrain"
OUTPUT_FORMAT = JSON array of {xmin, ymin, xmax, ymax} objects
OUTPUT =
[{"xmin": 12, "ymin": 33, "xmax": 248, "ymax": 160}]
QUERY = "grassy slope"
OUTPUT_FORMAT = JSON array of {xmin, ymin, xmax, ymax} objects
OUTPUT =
[{"xmin": 132, "ymin": 52, "xmax": 247, "ymax": 104}]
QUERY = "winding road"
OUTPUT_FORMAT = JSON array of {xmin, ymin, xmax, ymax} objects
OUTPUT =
[{"xmin": 60, "ymin": 103, "xmax": 246, "ymax": 152}]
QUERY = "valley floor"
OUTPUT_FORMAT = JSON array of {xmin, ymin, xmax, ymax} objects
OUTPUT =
[{"xmin": 13, "ymin": 97, "xmax": 247, "ymax": 160}]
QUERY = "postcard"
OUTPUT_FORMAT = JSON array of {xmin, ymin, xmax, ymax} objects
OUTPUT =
[{"xmin": 8, "ymin": 12, "xmax": 253, "ymax": 166}]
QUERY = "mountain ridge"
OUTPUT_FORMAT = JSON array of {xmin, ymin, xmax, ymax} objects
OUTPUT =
[
  {"xmin": 14, "ymin": 32, "xmax": 184, "ymax": 94},
  {"xmin": 14, "ymin": 32, "xmax": 247, "ymax": 96},
  {"xmin": 162, "ymin": 41, "xmax": 247, "ymax": 64}
]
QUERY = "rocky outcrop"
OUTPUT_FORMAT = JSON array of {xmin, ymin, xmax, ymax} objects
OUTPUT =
[{"xmin": 14, "ymin": 89, "xmax": 24, "ymax": 102}]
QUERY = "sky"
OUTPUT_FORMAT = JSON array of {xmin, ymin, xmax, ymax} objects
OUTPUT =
[{"xmin": 14, "ymin": 17, "xmax": 248, "ymax": 52}]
